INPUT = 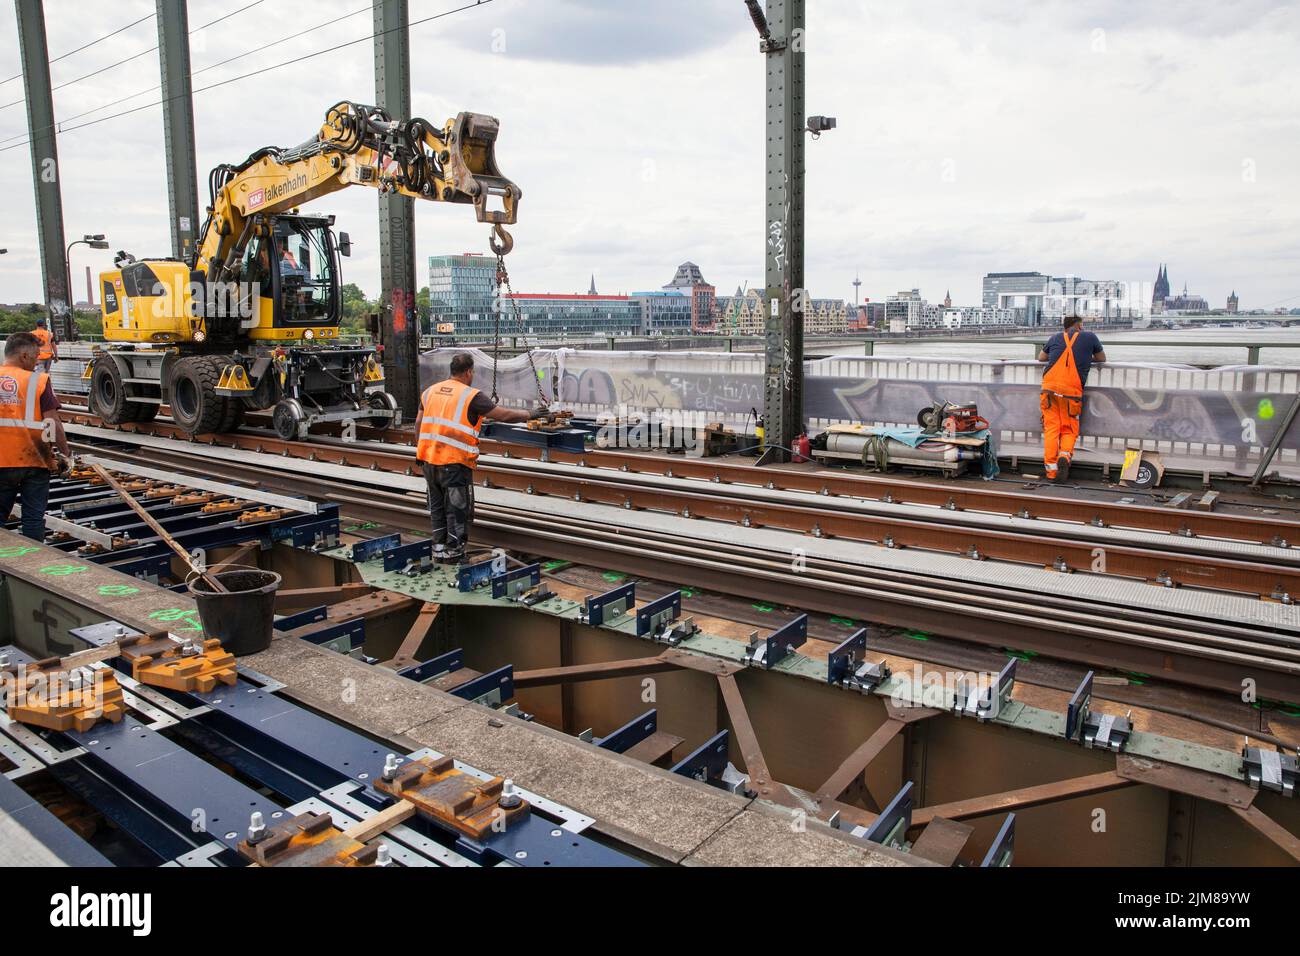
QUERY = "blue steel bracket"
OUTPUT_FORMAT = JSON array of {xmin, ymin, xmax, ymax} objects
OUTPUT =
[
  {"xmin": 457, "ymin": 557, "xmax": 498, "ymax": 592},
  {"xmin": 383, "ymin": 539, "xmax": 434, "ymax": 576},
  {"xmin": 1065, "ymin": 670, "xmax": 1132, "ymax": 752},
  {"xmin": 635, "ymin": 591, "xmax": 682, "ymax": 641},
  {"xmin": 743, "ymin": 614, "xmax": 808, "ymax": 669},
  {"xmin": 827, "ymin": 628, "xmax": 890, "ymax": 693},
  {"xmin": 980, "ymin": 813, "xmax": 1016, "ymax": 867},
  {"xmin": 451, "ymin": 665, "xmax": 515, "ymax": 709},
  {"xmin": 481, "ymin": 421, "xmax": 591, "ymax": 454},
  {"xmin": 291, "ymin": 518, "xmax": 341, "ymax": 553},
  {"xmin": 397, "ymin": 649, "xmax": 464, "ymax": 685},
  {"xmin": 492, "ymin": 564, "xmax": 541, "ymax": 601},
  {"xmin": 857, "ymin": 780, "xmax": 914, "ymax": 849},
  {"xmin": 352, "ymin": 534, "xmax": 402, "ymax": 563},
  {"xmin": 584, "ymin": 710, "xmax": 657, "ymax": 754},
  {"xmin": 955, "ymin": 658, "xmax": 1017, "ymax": 721},
  {"xmin": 671, "ymin": 730, "xmax": 730, "ymax": 785},
  {"xmin": 274, "ymin": 607, "xmax": 328, "ymax": 632},
  {"xmin": 584, "ymin": 582, "xmax": 636, "ymax": 627},
  {"xmin": 301, "ymin": 618, "xmax": 366, "ymax": 656}
]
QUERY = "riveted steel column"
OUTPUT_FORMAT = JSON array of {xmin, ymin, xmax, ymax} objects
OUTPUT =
[
  {"xmin": 15, "ymin": 0, "xmax": 70, "ymax": 338},
  {"xmin": 761, "ymin": 0, "xmax": 804, "ymax": 464},
  {"xmin": 373, "ymin": 0, "xmax": 418, "ymax": 417},
  {"xmin": 156, "ymin": 0, "xmax": 200, "ymax": 263}
]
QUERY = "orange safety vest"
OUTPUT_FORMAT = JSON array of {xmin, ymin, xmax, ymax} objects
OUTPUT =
[
  {"xmin": 0, "ymin": 365, "xmax": 53, "ymax": 468},
  {"xmin": 1042, "ymin": 330, "xmax": 1084, "ymax": 400},
  {"xmin": 31, "ymin": 327, "xmax": 53, "ymax": 361},
  {"xmin": 416, "ymin": 379, "xmax": 482, "ymax": 468}
]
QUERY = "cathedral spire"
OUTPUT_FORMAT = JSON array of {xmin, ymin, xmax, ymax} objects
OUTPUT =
[{"xmin": 588, "ymin": 274, "xmax": 597, "ymax": 296}]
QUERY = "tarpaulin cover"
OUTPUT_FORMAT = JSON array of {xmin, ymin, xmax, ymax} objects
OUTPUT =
[{"xmin": 420, "ymin": 348, "xmax": 1299, "ymax": 470}]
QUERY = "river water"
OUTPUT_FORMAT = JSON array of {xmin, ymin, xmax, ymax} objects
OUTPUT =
[{"xmin": 824, "ymin": 326, "xmax": 1300, "ymax": 368}]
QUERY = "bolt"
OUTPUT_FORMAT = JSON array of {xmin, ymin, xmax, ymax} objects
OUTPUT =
[
  {"xmin": 375, "ymin": 844, "xmax": 393, "ymax": 867},
  {"xmin": 499, "ymin": 778, "xmax": 522, "ymax": 809},
  {"xmin": 247, "ymin": 811, "xmax": 267, "ymax": 844},
  {"xmin": 383, "ymin": 753, "xmax": 401, "ymax": 781}
]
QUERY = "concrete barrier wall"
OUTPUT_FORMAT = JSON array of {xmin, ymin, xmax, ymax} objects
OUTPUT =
[{"xmin": 423, "ymin": 348, "xmax": 1300, "ymax": 475}]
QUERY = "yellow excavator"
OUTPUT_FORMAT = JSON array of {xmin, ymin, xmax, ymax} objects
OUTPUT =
[{"xmin": 90, "ymin": 100, "xmax": 520, "ymax": 439}]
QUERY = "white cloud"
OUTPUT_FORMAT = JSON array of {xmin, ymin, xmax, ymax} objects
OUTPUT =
[{"xmin": 0, "ymin": 0, "xmax": 1296, "ymax": 312}]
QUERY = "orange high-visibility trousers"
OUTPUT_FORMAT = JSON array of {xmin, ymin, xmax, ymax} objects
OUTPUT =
[{"xmin": 1041, "ymin": 392, "xmax": 1081, "ymax": 473}]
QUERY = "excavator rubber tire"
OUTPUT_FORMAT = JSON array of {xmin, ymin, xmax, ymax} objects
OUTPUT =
[
  {"xmin": 169, "ymin": 356, "xmax": 228, "ymax": 435},
  {"xmin": 218, "ymin": 397, "xmax": 246, "ymax": 433},
  {"xmin": 90, "ymin": 358, "xmax": 140, "ymax": 425}
]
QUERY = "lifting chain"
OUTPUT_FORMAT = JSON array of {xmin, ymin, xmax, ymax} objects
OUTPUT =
[{"xmin": 489, "ymin": 225, "xmax": 548, "ymax": 408}]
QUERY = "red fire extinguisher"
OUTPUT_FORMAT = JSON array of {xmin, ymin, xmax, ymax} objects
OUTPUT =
[{"xmin": 793, "ymin": 432, "xmax": 811, "ymax": 463}]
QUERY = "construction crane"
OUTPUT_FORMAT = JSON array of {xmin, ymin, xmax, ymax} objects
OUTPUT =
[{"xmin": 88, "ymin": 100, "xmax": 520, "ymax": 439}]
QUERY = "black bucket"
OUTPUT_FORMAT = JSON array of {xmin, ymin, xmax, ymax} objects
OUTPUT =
[{"xmin": 188, "ymin": 567, "xmax": 282, "ymax": 656}]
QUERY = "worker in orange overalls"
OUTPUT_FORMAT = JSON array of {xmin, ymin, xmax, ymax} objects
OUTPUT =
[
  {"xmin": 30, "ymin": 317, "xmax": 57, "ymax": 372},
  {"xmin": 416, "ymin": 353, "xmax": 543, "ymax": 563},
  {"xmin": 1037, "ymin": 315, "xmax": 1106, "ymax": 482},
  {"xmin": 0, "ymin": 332, "xmax": 73, "ymax": 540}
]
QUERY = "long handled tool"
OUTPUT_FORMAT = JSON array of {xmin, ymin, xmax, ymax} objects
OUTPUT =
[{"xmin": 89, "ymin": 463, "xmax": 228, "ymax": 593}]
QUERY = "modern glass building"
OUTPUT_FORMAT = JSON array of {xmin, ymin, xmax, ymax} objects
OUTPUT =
[
  {"xmin": 428, "ymin": 254, "xmax": 497, "ymax": 333},
  {"xmin": 630, "ymin": 289, "xmax": 693, "ymax": 334}
]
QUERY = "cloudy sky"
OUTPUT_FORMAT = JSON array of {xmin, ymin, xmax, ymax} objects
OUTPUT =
[{"xmin": 0, "ymin": 0, "xmax": 1296, "ymax": 310}]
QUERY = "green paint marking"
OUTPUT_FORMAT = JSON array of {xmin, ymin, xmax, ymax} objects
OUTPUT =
[
  {"xmin": 40, "ymin": 564, "xmax": 89, "ymax": 576},
  {"xmin": 148, "ymin": 608, "xmax": 203, "ymax": 632},
  {"xmin": 1258, "ymin": 398, "xmax": 1276, "ymax": 421},
  {"xmin": 1002, "ymin": 647, "xmax": 1038, "ymax": 658},
  {"xmin": 343, "ymin": 522, "xmax": 381, "ymax": 532},
  {"xmin": 542, "ymin": 560, "xmax": 572, "ymax": 572},
  {"xmin": 0, "ymin": 545, "xmax": 38, "ymax": 558},
  {"xmin": 601, "ymin": 571, "xmax": 626, "ymax": 583},
  {"xmin": 829, "ymin": 616, "xmax": 856, "ymax": 627},
  {"xmin": 751, "ymin": 603, "xmax": 774, "ymax": 613},
  {"xmin": 97, "ymin": 584, "xmax": 140, "ymax": 596},
  {"xmin": 904, "ymin": 631, "xmax": 931, "ymax": 641},
  {"xmin": 679, "ymin": 588, "xmax": 698, "ymax": 598},
  {"xmin": 1124, "ymin": 671, "xmax": 1151, "ymax": 680}
]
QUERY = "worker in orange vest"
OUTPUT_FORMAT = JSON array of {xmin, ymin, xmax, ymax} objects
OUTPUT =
[
  {"xmin": 416, "ymin": 353, "xmax": 543, "ymax": 563},
  {"xmin": 30, "ymin": 317, "xmax": 57, "ymax": 372},
  {"xmin": 1037, "ymin": 314, "xmax": 1106, "ymax": 482},
  {"xmin": 0, "ymin": 332, "xmax": 73, "ymax": 540}
]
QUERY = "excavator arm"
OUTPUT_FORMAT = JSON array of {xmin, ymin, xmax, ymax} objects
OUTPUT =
[{"xmin": 196, "ymin": 101, "xmax": 521, "ymax": 282}]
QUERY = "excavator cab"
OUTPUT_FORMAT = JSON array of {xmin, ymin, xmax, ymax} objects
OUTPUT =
[{"xmin": 238, "ymin": 215, "xmax": 342, "ymax": 341}]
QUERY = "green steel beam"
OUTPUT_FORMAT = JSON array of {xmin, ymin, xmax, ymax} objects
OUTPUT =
[
  {"xmin": 373, "ymin": 0, "xmax": 419, "ymax": 418},
  {"xmin": 156, "ymin": 0, "xmax": 200, "ymax": 263},
  {"xmin": 14, "ymin": 0, "xmax": 71, "ymax": 338}
]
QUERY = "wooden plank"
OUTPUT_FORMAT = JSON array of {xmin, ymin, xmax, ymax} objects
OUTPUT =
[
  {"xmin": 514, "ymin": 655, "xmax": 681, "ymax": 689},
  {"xmin": 343, "ymin": 801, "xmax": 417, "ymax": 844},
  {"xmin": 911, "ymin": 771, "xmax": 1135, "ymax": 827},
  {"xmin": 1230, "ymin": 805, "xmax": 1300, "ymax": 864},
  {"xmin": 909, "ymin": 817, "xmax": 973, "ymax": 866}
]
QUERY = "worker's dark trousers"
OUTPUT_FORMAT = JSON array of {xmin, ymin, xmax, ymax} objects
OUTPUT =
[
  {"xmin": 422, "ymin": 462, "xmax": 474, "ymax": 555},
  {"xmin": 0, "ymin": 467, "xmax": 50, "ymax": 541}
]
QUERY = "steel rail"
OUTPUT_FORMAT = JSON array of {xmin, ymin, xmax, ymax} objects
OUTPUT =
[
  {"xmin": 61, "ymin": 412, "xmax": 1300, "ymax": 600},
  {"xmin": 68, "ymin": 437, "xmax": 1300, "ymax": 701},
  {"xmin": 58, "ymin": 402, "xmax": 1300, "ymax": 547}
]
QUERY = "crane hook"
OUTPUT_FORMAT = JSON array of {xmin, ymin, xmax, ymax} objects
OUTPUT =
[{"xmin": 488, "ymin": 223, "xmax": 514, "ymax": 257}]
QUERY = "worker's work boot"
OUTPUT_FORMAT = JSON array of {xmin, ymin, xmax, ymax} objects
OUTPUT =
[
  {"xmin": 1044, "ymin": 464, "xmax": 1058, "ymax": 483},
  {"xmin": 1057, "ymin": 456, "xmax": 1071, "ymax": 483}
]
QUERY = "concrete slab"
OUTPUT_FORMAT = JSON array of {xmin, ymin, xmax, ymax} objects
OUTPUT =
[
  {"xmin": 683, "ymin": 800, "xmax": 925, "ymax": 867},
  {"xmin": 405, "ymin": 702, "xmax": 749, "ymax": 861},
  {"xmin": 247, "ymin": 637, "xmax": 466, "ymax": 736}
]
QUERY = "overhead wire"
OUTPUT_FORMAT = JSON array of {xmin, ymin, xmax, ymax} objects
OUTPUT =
[{"xmin": 0, "ymin": 0, "xmax": 493, "ymax": 154}]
